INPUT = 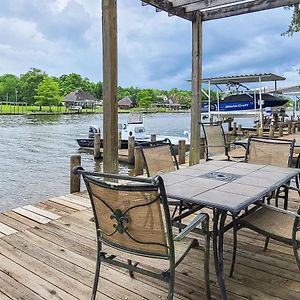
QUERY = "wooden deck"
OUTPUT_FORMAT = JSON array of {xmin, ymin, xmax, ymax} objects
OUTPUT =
[{"xmin": 0, "ymin": 192, "xmax": 300, "ymax": 299}]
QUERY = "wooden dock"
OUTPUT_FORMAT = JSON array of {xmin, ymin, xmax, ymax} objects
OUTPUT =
[{"xmin": 1, "ymin": 192, "xmax": 300, "ymax": 299}]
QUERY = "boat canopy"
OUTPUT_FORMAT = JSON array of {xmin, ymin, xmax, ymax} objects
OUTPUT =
[{"xmin": 202, "ymin": 73, "xmax": 286, "ymax": 85}]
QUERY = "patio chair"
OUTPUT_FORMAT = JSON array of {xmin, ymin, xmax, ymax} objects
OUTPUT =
[
  {"xmin": 233, "ymin": 191, "xmax": 300, "ymax": 272},
  {"xmin": 200, "ymin": 122, "xmax": 246, "ymax": 161},
  {"xmin": 230, "ymin": 136, "xmax": 297, "ymax": 277},
  {"xmin": 137, "ymin": 138, "xmax": 178, "ymax": 177},
  {"xmin": 73, "ymin": 168, "xmax": 211, "ymax": 300}
]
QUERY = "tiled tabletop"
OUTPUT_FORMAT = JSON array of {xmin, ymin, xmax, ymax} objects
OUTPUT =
[{"xmin": 162, "ymin": 160, "xmax": 300, "ymax": 213}]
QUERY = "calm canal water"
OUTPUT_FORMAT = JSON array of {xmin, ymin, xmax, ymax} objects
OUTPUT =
[{"xmin": 0, "ymin": 113, "xmax": 193, "ymax": 212}]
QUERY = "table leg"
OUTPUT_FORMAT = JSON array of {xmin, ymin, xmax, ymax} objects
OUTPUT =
[{"xmin": 212, "ymin": 209, "xmax": 228, "ymax": 300}]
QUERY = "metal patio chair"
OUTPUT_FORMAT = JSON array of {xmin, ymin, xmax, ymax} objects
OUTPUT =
[
  {"xmin": 200, "ymin": 122, "xmax": 246, "ymax": 161},
  {"xmin": 137, "ymin": 138, "xmax": 188, "ymax": 217},
  {"xmin": 137, "ymin": 138, "xmax": 179, "ymax": 177},
  {"xmin": 73, "ymin": 168, "xmax": 211, "ymax": 300},
  {"xmin": 230, "ymin": 136, "xmax": 297, "ymax": 276},
  {"xmin": 233, "ymin": 192, "xmax": 300, "ymax": 272}
]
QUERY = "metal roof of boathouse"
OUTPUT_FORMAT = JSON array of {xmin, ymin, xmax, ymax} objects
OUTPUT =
[{"xmin": 202, "ymin": 73, "xmax": 286, "ymax": 85}]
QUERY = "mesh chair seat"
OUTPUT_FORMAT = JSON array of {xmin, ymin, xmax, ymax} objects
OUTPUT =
[
  {"xmin": 101, "ymin": 236, "xmax": 198, "ymax": 272},
  {"xmin": 241, "ymin": 206, "xmax": 295, "ymax": 241}
]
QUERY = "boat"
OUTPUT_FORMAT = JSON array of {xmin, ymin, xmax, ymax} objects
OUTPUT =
[
  {"xmin": 76, "ymin": 113, "xmax": 189, "ymax": 151},
  {"xmin": 201, "ymin": 93, "xmax": 289, "ymax": 113}
]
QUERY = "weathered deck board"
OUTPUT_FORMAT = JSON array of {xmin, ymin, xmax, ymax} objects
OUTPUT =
[{"xmin": 0, "ymin": 192, "xmax": 300, "ymax": 300}]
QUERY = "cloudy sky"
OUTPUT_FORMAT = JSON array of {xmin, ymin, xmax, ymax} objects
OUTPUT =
[{"xmin": 0, "ymin": 0, "xmax": 300, "ymax": 90}]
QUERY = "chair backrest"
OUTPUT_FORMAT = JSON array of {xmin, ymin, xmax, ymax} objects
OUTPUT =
[
  {"xmin": 246, "ymin": 136, "xmax": 295, "ymax": 167},
  {"xmin": 80, "ymin": 171, "xmax": 173, "ymax": 259},
  {"xmin": 200, "ymin": 122, "xmax": 228, "ymax": 160},
  {"xmin": 138, "ymin": 139, "xmax": 179, "ymax": 177}
]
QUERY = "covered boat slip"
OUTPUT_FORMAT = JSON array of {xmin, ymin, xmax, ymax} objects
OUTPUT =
[
  {"xmin": 0, "ymin": 191, "xmax": 300, "ymax": 299},
  {"xmin": 200, "ymin": 73, "xmax": 288, "ymax": 125}
]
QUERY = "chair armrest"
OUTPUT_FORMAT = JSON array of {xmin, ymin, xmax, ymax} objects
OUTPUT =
[
  {"xmin": 230, "ymin": 142, "xmax": 247, "ymax": 150},
  {"xmin": 173, "ymin": 213, "xmax": 208, "ymax": 242},
  {"xmin": 282, "ymin": 184, "xmax": 300, "ymax": 193},
  {"xmin": 259, "ymin": 202, "xmax": 300, "ymax": 218}
]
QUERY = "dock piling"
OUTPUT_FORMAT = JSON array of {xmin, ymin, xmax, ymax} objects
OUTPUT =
[
  {"xmin": 128, "ymin": 136, "xmax": 135, "ymax": 164},
  {"xmin": 134, "ymin": 147, "xmax": 144, "ymax": 176},
  {"xmin": 70, "ymin": 154, "xmax": 81, "ymax": 193},
  {"xmin": 94, "ymin": 133, "xmax": 101, "ymax": 159},
  {"xmin": 178, "ymin": 140, "xmax": 186, "ymax": 165}
]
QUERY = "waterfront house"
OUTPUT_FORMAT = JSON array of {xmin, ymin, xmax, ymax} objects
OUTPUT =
[
  {"xmin": 118, "ymin": 96, "xmax": 135, "ymax": 109},
  {"xmin": 62, "ymin": 90, "xmax": 99, "ymax": 109}
]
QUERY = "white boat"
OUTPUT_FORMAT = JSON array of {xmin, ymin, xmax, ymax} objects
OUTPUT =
[{"xmin": 76, "ymin": 113, "xmax": 189, "ymax": 150}]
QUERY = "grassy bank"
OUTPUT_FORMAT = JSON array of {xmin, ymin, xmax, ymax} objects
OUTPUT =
[{"xmin": 0, "ymin": 104, "xmax": 189, "ymax": 115}]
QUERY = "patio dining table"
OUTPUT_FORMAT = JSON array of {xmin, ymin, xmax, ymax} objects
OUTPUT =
[{"xmin": 161, "ymin": 160, "xmax": 300, "ymax": 300}]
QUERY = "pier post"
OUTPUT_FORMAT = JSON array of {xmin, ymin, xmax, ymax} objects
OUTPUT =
[
  {"xmin": 134, "ymin": 147, "xmax": 144, "ymax": 176},
  {"xmin": 70, "ymin": 154, "xmax": 81, "ymax": 193},
  {"xmin": 151, "ymin": 134, "xmax": 157, "ymax": 142},
  {"xmin": 178, "ymin": 140, "xmax": 186, "ymax": 165},
  {"xmin": 256, "ymin": 123, "xmax": 259, "ymax": 135},
  {"xmin": 292, "ymin": 122, "xmax": 296, "ymax": 134},
  {"xmin": 288, "ymin": 121, "xmax": 292, "ymax": 135},
  {"xmin": 237, "ymin": 124, "xmax": 242, "ymax": 133},
  {"xmin": 94, "ymin": 133, "xmax": 101, "ymax": 159},
  {"xmin": 200, "ymin": 137, "xmax": 205, "ymax": 159},
  {"xmin": 297, "ymin": 120, "xmax": 300, "ymax": 132},
  {"xmin": 269, "ymin": 126, "xmax": 274, "ymax": 138},
  {"xmin": 258, "ymin": 127, "xmax": 263, "ymax": 137},
  {"xmin": 118, "ymin": 131, "xmax": 122, "ymax": 149},
  {"xmin": 128, "ymin": 136, "xmax": 135, "ymax": 164},
  {"xmin": 279, "ymin": 123, "xmax": 283, "ymax": 137},
  {"xmin": 232, "ymin": 122, "xmax": 237, "ymax": 135}
]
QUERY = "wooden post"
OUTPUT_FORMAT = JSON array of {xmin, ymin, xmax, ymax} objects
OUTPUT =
[
  {"xmin": 134, "ymin": 147, "xmax": 144, "ymax": 176},
  {"xmin": 237, "ymin": 124, "xmax": 242, "ymax": 133},
  {"xmin": 288, "ymin": 121, "xmax": 292, "ymax": 135},
  {"xmin": 70, "ymin": 154, "xmax": 81, "ymax": 193},
  {"xmin": 128, "ymin": 136, "xmax": 135, "ymax": 164},
  {"xmin": 151, "ymin": 134, "xmax": 156, "ymax": 143},
  {"xmin": 279, "ymin": 123, "xmax": 283, "ymax": 137},
  {"xmin": 297, "ymin": 121, "xmax": 300, "ymax": 132},
  {"xmin": 102, "ymin": 0, "xmax": 118, "ymax": 173},
  {"xmin": 178, "ymin": 140, "xmax": 186, "ymax": 165},
  {"xmin": 269, "ymin": 126, "xmax": 274, "ymax": 138},
  {"xmin": 118, "ymin": 131, "xmax": 122, "ymax": 149},
  {"xmin": 258, "ymin": 127, "xmax": 264, "ymax": 137},
  {"xmin": 292, "ymin": 122, "xmax": 296, "ymax": 134},
  {"xmin": 94, "ymin": 133, "xmax": 101, "ymax": 159},
  {"xmin": 256, "ymin": 123, "xmax": 259, "ymax": 135},
  {"xmin": 232, "ymin": 122, "xmax": 237, "ymax": 135},
  {"xmin": 199, "ymin": 137, "xmax": 205, "ymax": 160},
  {"xmin": 189, "ymin": 13, "xmax": 202, "ymax": 166},
  {"xmin": 274, "ymin": 113, "xmax": 279, "ymax": 129}
]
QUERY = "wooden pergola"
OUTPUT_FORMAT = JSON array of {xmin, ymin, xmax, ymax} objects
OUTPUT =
[{"xmin": 101, "ymin": 0, "xmax": 300, "ymax": 172}]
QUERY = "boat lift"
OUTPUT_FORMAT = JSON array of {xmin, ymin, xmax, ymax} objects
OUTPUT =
[
  {"xmin": 273, "ymin": 85, "xmax": 300, "ymax": 119},
  {"xmin": 201, "ymin": 73, "xmax": 286, "ymax": 128}
]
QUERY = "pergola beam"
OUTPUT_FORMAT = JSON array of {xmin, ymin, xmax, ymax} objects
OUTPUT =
[
  {"xmin": 173, "ymin": 0, "xmax": 244, "ymax": 9},
  {"xmin": 141, "ymin": 0, "xmax": 195, "ymax": 20},
  {"xmin": 141, "ymin": 0, "xmax": 300, "ymax": 21},
  {"xmin": 202, "ymin": 0, "xmax": 300, "ymax": 21}
]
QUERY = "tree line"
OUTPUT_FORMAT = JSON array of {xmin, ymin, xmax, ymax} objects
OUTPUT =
[{"xmin": 0, "ymin": 68, "xmax": 217, "ymax": 109}]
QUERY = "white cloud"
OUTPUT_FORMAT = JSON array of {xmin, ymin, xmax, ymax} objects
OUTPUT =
[{"xmin": 0, "ymin": 0, "xmax": 299, "ymax": 89}]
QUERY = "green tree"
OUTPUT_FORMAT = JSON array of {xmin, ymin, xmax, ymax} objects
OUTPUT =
[
  {"xmin": 283, "ymin": 4, "xmax": 300, "ymax": 36},
  {"xmin": 137, "ymin": 89, "xmax": 154, "ymax": 108},
  {"xmin": 0, "ymin": 74, "xmax": 21, "ymax": 102},
  {"xmin": 20, "ymin": 68, "xmax": 46, "ymax": 105},
  {"xmin": 58, "ymin": 73, "xmax": 94, "ymax": 96},
  {"xmin": 34, "ymin": 76, "xmax": 61, "ymax": 111}
]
